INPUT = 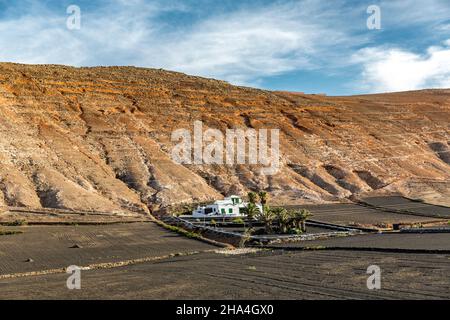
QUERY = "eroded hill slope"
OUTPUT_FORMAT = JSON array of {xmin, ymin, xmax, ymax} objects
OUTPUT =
[{"xmin": 0, "ymin": 63, "xmax": 449, "ymax": 213}]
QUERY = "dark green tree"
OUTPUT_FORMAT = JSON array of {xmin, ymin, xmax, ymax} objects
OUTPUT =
[{"xmin": 248, "ymin": 192, "xmax": 258, "ymax": 204}]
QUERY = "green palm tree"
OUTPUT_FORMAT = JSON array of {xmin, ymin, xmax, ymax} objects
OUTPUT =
[
  {"xmin": 289, "ymin": 209, "xmax": 313, "ymax": 232},
  {"xmin": 242, "ymin": 202, "xmax": 259, "ymax": 228},
  {"xmin": 258, "ymin": 191, "xmax": 268, "ymax": 210},
  {"xmin": 248, "ymin": 192, "xmax": 258, "ymax": 204},
  {"xmin": 257, "ymin": 206, "xmax": 276, "ymax": 234},
  {"xmin": 239, "ymin": 228, "xmax": 253, "ymax": 248},
  {"xmin": 273, "ymin": 207, "xmax": 291, "ymax": 234}
]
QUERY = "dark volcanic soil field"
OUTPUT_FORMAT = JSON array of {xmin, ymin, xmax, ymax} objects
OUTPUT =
[
  {"xmin": 285, "ymin": 203, "xmax": 442, "ymax": 229},
  {"xmin": 0, "ymin": 223, "xmax": 215, "ymax": 276},
  {"xmin": 0, "ymin": 221, "xmax": 449, "ymax": 300},
  {"xmin": 1, "ymin": 250, "xmax": 449, "ymax": 300},
  {"xmin": 362, "ymin": 196, "xmax": 450, "ymax": 218},
  {"xmin": 269, "ymin": 233, "xmax": 450, "ymax": 251}
]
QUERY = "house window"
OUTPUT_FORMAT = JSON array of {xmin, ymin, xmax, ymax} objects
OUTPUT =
[
  {"xmin": 221, "ymin": 208, "xmax": 226, "ymax": 215},
  {"xmin": 228, "ymin": 208, "xmax": 233, "ymax": 214}
]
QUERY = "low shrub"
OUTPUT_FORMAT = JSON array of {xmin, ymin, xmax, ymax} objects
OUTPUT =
[
  {"xmin": 164, "ymin": 224, "xmax": 203, "ymax": 240},
  {"xmin": 0, "ymin": 230, "xmax": 23, "ymax": 236},
  {"xmin": 3, "ymin": 219, "xmax": 28, "ymax": 226}
]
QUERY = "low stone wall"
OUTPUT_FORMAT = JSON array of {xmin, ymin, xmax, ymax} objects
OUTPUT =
[
  {"xmin": 163, "ymin": 216, "xmax": 365, "ymax": 246},
  {"xmin": 161, "ymin": 216, "xmax": 243, "ymax": 246}
]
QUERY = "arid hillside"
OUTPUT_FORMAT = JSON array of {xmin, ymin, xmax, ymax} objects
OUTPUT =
[{"xmin": 0, "ymin": 63, "xmax": 449, "ymax": 214}]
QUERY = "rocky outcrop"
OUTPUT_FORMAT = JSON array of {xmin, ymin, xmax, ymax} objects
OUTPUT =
[{"xmin": 0, "ymin": 63, "xmax": 449, "ymax": 213}]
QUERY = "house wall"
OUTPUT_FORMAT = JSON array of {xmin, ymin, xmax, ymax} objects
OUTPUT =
[
  {"xmin": 217, "ymin": 204, "xmax": 241, "ymax": 216},
  {"xmin": 193, "ymin": 197, "xmax": 250, "ymax": 217}
]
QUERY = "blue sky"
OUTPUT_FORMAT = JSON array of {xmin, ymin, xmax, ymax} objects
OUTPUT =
[{"xmin": 0, "ymin": 0, "xmax": 450, "ymax": 95}]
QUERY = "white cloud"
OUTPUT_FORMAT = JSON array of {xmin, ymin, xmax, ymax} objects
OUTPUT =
[
  {"xmin": 436, "ymin": 24, "xmax": 450, "ymax": 32},
  {"xmin": 160, "ymin": 2, "xmax": 356, "ymax": 85},
  {"xmin": 0, "ymin": 0, "xmax": 366, "ymax": 86},
  {"xmin": 1, "ymin": 0, "xmax": 450, "ymax": 92},
  {"xmin": 379, "ymin": 0, "xmax": 450, "ymax": 26},
  {"xmin": 0, "ymin": 0, "xmax": 177, "ymax": 66},
  {"xmin": 352, "ymin": 41, "xmax": 450, "ymax": 93}
]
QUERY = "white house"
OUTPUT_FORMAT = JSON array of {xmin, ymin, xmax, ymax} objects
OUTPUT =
[{"xmin": 192, "ymin": 195, "xmax": 262, "ymax": 218}]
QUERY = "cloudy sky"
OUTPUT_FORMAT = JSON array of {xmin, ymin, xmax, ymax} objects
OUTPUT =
[{"xmin": 0, "ymin": 0, "xmax": 450, "ymax": 95}]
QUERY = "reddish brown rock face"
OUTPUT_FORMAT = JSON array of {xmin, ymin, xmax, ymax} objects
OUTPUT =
[{"xmin": 0, "ymin": 62, "xmax": 449, "ymax": 213}]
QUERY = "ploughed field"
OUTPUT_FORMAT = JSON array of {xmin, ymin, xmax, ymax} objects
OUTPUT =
[
  {"xmin": 268, "ymin": 233, "xmax": 450, "ymax": 251},
  {"xmin": 0, "ymin": 214, "xmax": 449, "ymax": 300},
  {"xmin": 362, "ymin": 196, "xmax": 450, "ymax": 219},
  {"xmin": 0, "ymin": 207, "xmax": 146, "ymax": 224},
  {"xmin": 0, "ymin": 222, "xmax": 215, "ymax": 276},
  {"xmin": 284, "ymin": 201, "xmax": 445, "ymax": 229},
  {"xmin": 1, "ymin": 198, "xmax": 449, "ymax": 299},
  {"xmin": 0, "ymin": 249, "xmax": 449, "ymax": 300}
]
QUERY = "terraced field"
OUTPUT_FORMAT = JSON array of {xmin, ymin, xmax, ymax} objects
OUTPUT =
[
  {"xmin": 269, "ymin": 233, "xmax": 450, "ymax": 251},
  {"xmin": 362, "ymin": 196, "xmax": 450, "ymax": 219},
  {"xmin": 1, "ymin": 202, "xmax": 449, "ymax": 300},
  {"xmin": 285, "ymin": 203, "xmax": 440, "ymax": 229}
]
